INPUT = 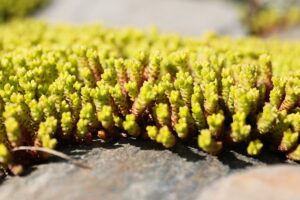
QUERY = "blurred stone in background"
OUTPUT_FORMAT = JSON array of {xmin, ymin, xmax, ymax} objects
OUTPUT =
[
  {"xmin": 36, "ymin": 0, "xmax": 246, "ymax": 36},
  {"xmin": 239, "ymin": 0, "xmax": 300, "ymax": 35}
]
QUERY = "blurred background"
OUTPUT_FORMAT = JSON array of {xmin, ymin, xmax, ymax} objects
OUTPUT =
[
  {"xmin": 37, "ymin": 0, "xmax": 300, "ymax": 37},
  {"xmin": 36, "ymin": 0, "xmax": 245, "ymax": 36},
  {"xmin": 1, "ymin": 0, "xmax": 300, "ymax": 37}
]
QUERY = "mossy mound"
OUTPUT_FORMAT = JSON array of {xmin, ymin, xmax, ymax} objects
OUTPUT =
[{"xmin": 0, "ymin": 20, "xmax": 300, "ymax": 173}]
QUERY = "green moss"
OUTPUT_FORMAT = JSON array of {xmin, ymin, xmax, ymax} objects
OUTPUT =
[{"xmin": 0, "ymin": 20, "xmax": 300, "ymax": 171}]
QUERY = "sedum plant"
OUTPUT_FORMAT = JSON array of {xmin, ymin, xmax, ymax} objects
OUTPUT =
[{"xmin": 0, "ymin": 20, "xmax": 300, "ymax": 174}]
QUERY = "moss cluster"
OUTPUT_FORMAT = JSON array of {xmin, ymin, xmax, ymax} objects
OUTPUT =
[
  {"xmin": 0, "ymin": 0, "xmax": 47, "ymax": 22},
  {"xmin": 0, "ymin": 20, "xmax": 300, "ymax": 173}
]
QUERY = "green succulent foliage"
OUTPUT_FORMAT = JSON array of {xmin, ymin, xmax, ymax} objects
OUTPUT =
[
  {"xmin": 146, "ymin": 126, "xmax": 158, "ymax": 141},
  {"xmin": 191, "ymin": 96, "xmax": 206, "ymax": 130},
  {"xmin": 207, "ymin": 112, "xmax": 224, "ymax": 137},
  {"xmin": 0, "ymin": 144, "xmax": 10, "ymax": 167},
  {"xmin": 131, "ymin": 81, "xmax": 156, "ymax": 117},
  {"xmin": 287, "ymin": 113, "xmax": 300, "ymax": 132},
  {"xmin": 231, "ymin": 112, "xmax": 251, "ymax": 142},
  {"xmin": 97, "ymin": 105, "xmax": 114, "ymax": 129},
  {"xmin": 37, "ymin": 116, "xmax": 57, "ymax": 149},
  {"xmin": 4, "ymin": 117, "xmax": 21, "ymax": 147},
  {"xmin": 247, "ymin": 139, "xmax": 263, "ymax": 156},
  {"xmin": 1, "ymin": 19, "xmax": 300, "ymax": 172},
  {"xmin": 61, "ymin": 111, "xmax": 73, "ymax": 137},
  {"xmin": 279, "ymin": 129, "xmax": 299, "ymax": 152},
  {"xmin": 198, "ymin": 129, "xmax": 222, "ymax": 155},
  {"xmin": 175, "ymin": 106, "xmax": 195, "ymax": 139},
  {"xmin": 154, "ymin": 103, "xmax": 171, "ymax": 127},
  {"xmin": 156, "ymin": 126, "xmax": 176, "ymax": 148},
  {"xmin": 123, "ymin": 114, "xmax": 140, "ymax": 137},
  {"xmin": 257, "ymin": 104, "xmax": 278, "ymax": 134},
  {"xmin": 174, "ymin": 71, "xmax": 193, "ymax": 107}
]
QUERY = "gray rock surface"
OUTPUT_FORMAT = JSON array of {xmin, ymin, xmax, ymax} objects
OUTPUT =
[
  {"xmin": 0, "ymin": 138, "xmax": 288, "ymax": 200},
  {"xmin": 198, "ymin": 165, "xmax": 300, "ymax": 200}
]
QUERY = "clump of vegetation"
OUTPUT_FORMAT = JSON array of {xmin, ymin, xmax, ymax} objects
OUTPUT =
[
  {"xmin": 0, "ymin": 0, "xmax": 48, "ymax": 22},
  {"xmin": 0, "ymin": 20, "xmax": 300, "ymax": 174}
]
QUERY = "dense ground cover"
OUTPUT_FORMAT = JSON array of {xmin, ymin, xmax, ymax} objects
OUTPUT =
[{"xmin": 0, "ymin": 20, "xmax": 300, "ymax": 174}]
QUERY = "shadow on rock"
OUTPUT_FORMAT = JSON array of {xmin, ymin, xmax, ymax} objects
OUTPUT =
[
  {"xmin": 218, "ymin": 150, "xmax": 255, "ymax": 170},
  {"xmin": 0, "ymin": 136, "xmax": 295, "ymax": 184},
  {"xmin": 33, "ymin": 138, "xmax": 296, "ymax": 170}
]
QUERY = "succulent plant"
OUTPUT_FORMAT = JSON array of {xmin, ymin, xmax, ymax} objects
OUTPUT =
[{"xmin": 0, "ymin": 19, "xmax": 300, "ymax": 174}]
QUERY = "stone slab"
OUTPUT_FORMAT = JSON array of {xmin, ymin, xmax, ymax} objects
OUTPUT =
[{"xmin": 198, "ymin": 165, "xmax": 300, "ymax": 200}]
